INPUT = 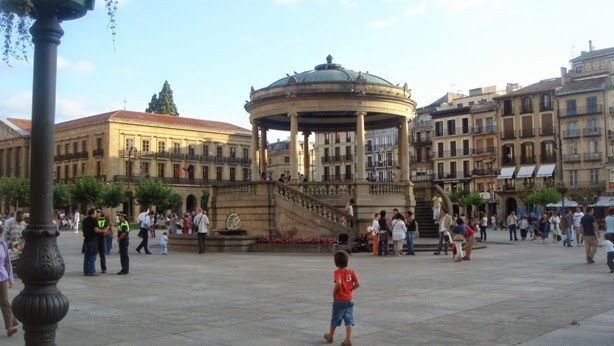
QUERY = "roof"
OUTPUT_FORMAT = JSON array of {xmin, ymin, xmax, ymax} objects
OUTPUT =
[
  {"xmin": 570, "ymin": 47, "xmax": 614, "ymax": 64},
  {"xmin": 494, "ymin": 78, "xmax": 561, "ymax": 99},
  {"xmin": 470, "ymin": 100, "xmax": 497, "ymax": 114},
  {"xmin": 555, "ymin": 76, "xmax": 606, "ymax": 96},
  {"xmin": 268, "ymin": 55, "xmax": 392, "ymax": 87},
  {"xmin": 430, "ymin": 106, "xmax": 471, "ymax": 118},
  {"xmin": 7, "ymin": 118, "xmax": 32, "ymax": 133},
  {"xmin": 55, "ymin": 110, "xmax": 251, "ymax": 135}
]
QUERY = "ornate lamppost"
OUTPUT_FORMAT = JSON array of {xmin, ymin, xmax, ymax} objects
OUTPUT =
[{"xmin": 10, "ymin": 1, "xmax": 94, "ymax": 345}]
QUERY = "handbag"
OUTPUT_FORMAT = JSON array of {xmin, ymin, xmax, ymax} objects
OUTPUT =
[
  {"xmin": 378, "ymin": 232, "xmax": 389, "ymax": 241},
  {"xmin": 452, "ymin": 234, "xmax": 464, "ymax": 242}
]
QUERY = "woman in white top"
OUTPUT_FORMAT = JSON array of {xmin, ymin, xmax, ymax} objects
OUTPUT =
[
  {"xmin": 391, "ymin": 213, "xmax": 407, "ymax": 256},
  {"xmin": 605, "ymin": 207, "xmax": 614, "ymax": 237},
  {"xmin": 368, "ymin": 213, "xmax": 381, "ymax": 256},
  {"xmin": 550, "ymin": 211, "xmax": 561, "ymax": 243}
]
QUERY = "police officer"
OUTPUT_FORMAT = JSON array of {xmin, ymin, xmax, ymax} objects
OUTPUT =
[
  {"xmin": 96, "ymin": 210, "xmax": 109, "ymax": 274},
  {"xmin": 116, "ymin": 212, "xmax": 130, "ymax": 275}
]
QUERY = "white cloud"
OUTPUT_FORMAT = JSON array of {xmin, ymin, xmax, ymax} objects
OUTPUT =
[
  {"xmin": 339, "ymin": 0, "xmax": 359, "ymax": 8},
  {"xmin": 405, "ymin": 2, "xmax": 427, "ymax": 16},
  {"xmin": 57, "ymin": 56, "xmax": 95, "ymax": 73},
  {"xmin": 369, "ymin": 1, "xmax": 426, "ymax": 29},
  {"xmin": 0, "ymin": 92, "xmax": 32, "ymax": 119},
  {"xmin": 435, "ymin": 0, "xmax": 505, "ymax": 13},
  {"xmin": 369, "ymin": 16, "xmax": 400, "ymax": 28}
]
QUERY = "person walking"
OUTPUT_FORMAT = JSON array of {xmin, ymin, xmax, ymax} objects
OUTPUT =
[
  {"xmin": 580, "ymin": 208, "xmax": 599, "ymax": 264},
  {"xmin": 604, "ymin": 207, "xmax": 614, "ymax": 237},
  {"xmin": 550, "ymin": 211, "xmax": 561, "ymax": 243},
  {"xmin": 562, "ymin": 209, "xmax": 573, "ymax": 248},
  {"xmin": 116, "ymin": 212, "xmax": 130, "ymax": 275},
  {"xmin": 0, "ymin": 226, "xmax": 18, "ymax": 337},
  {"xmin": 160, "ymin": 232, "xmax": 169, "ymax": 255},
  {"xmin": 193, "ymin": 209, "xmax": 209, "ymax": 254},
  {"xmin": 538, "ymin": 213, "xmax": 551, "ymax": 243},
  {"xmin": 405, "ymin": 211, "xmax": 416, "ymax": 255},
  {"xmin": 368, "ymin": 213, "xmax": 380, "ymax": 256},
  {"xmin": 391, "ymin": 213, "xmax": 406, "ymax": 256},
  {"xmin": 573, "ymin": 206, "xmax": 584, "ymax": 246},
  {"xmin": 73, "ymin": 210, "xmax": 80, "ymax": 233},
  {"xmin": 169, "ymin": 213, "xmax": 177, "ymax": 235},
  {"xmin": 527, "ymin": 212, "xmax": 537, "ymax": 240},
  {"xmin": 601, "ymin": 233, "xmax": 614, "ymax": 273},
  {"xmin": 136, "ymin": 211, "xmax": 153, "ymax": 255},
  {"xmin": 480, "ymin": 213, "xmax": 488, "ymax": 241},
  {"xmin": 434, "ymin": 208, "xmax": 453, "ymax": 255},
  {"xmin": 507, "ymin": 211, "xmax": 518, "ymax": 241},
  {"xmin": 377, "ymin": 210, "xmax": 390, "ymax": 256}
]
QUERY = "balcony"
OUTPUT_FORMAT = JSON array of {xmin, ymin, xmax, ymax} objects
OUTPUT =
[
  {"xmin": 212, "ymin": 156, "xmax": 226, "ymax": 163},
  {"xmin": 539, "ymin": 102, "xmax": 553, "ymax": 111},
  {"xmin": 186, "ymin": 153, "xmax": 199, "ymax": 161},
  {"xmin": 568, "ymin": 180, "xmax": 607, "ymax": 189},
  {"xmin": 583, "ymin": 152, "xmax": 602, "ymax": 161},
  {"xmin": 539, "ymin": 127, "xmax": 555, "ymax": 136},
  {"xmin": 520, "ymin": 105, "xmax": 533, "ymax": 114},
  {"xmin": 473, "ymin": 126, "xmax": 497, "ymax": 135},
  {"xmin": 53, "ymin": 154, "xmax": 65, "ymax": 161},
  {"xmin": 608, "ymin": 157, "xmax": 614, "ymax": 164},
  {"xmin": 410, "ymin": 155, "xmax": 430, "ymax": 163},
  {"xmin": 540, "ymin": 154, "xmax": 557, "ymax": 163},
  {"xmin": 411, "ymin": 136, "xmax": 432, "ymax": 146},
  {"xmin": 501, "ymin": 130, "xmax": 516, "ymax": 140},
  {"xmin": 156, "ymin": 151, "xmax": 170, "ymax": 159},
  {"xmin": 433, "ymin": 149, "xmax": 473, "ymax": 158},
  {"xmin": 171, "ymin": 152, "xmax": 184, "ymax": 160},
  {"xmin": 239, "ymin": 158, "xmax": 252, "ymax": 165},
  {"xmin": 411, "ymin": 174, "xmax": 433, "ymax": 182},
  {"xmin": 501, "ymin": 156, "xmax": 516, "ymax": 166},
  {"xmin": 559, "ymin": 104, "xmax": 603, "ymax": 117},
  {"xmin": 518, "ymin": 128, "xmax": 535, "ymax": 138},
  {"xmin": 520, "ymin": 156, "xmax": 536, "ymax": 164},
  {"xmin": 227, "ymin": 157, "xmax": 240, "ymax": 165},
  {"xmin": 562, "ymin": 130, "xmax": 581, "ymax": 139},
  {"xmin": 472, "ymin": 168, "xmax": 499, "ymax": 176},
  {"xmin": 113, "ymin": 175, "xmax": 214, "ymax": 186},
  {"xmin": 473, "ymin": 147, "xmax": 496, "ymax": 156},
  {"xmin": 563, "ymin": 154, "xmax": 581, "ymax": 162},
  {"xmin": 583, "ymin": 127, "xmax": 601, "ymax": 137},
  {"xmin": 92, "ymin": 148, "xmax": 104, "ymax": 157},
  {"xmin": 434, "ymin": 171, "xmax": 471, "ymax": 180}
]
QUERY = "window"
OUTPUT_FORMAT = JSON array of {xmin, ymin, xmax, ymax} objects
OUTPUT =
[
  {"xmin": 173, "ymin": 143, "xmax": 181, "ymax": 154},
  {"xmin": 589, "ymin": 169, "xmax": 599, "ymax": 183},
  {"xmin": 477, "ymin": 183, "xmax": 484, "ymax": 192},
  {"xmin": 157, "ymin": 163, "xmax": 165, "ymax": 178},
  {"xmin": 229, "ymin": 147, "xmax": 236, "ymax": 158},
  {"xmin": 158, "ymin": 141, "xmax": 165, "ymax": 152},
  {"xmin": 81, "ymin": 140, "xmax": 87, "ymax": 152},
  {"xmin": 216, "ymin": 167, "xmax": 223, "ymax": 180},
  {"xmin": 216, "ymin": 146, "xmax": 223, "ymax": 157},
  {"xmin": 569, "ymin": 170, "xmax": 578, "ymax": 187},
  {"xmin": 346, "ymin": 132, "xmax": 351, "ymax": 142},
  {"xmin": 56, "ymin": 165, "xmax": 60, "ymax": 179},
  {"xmin": 449, "ymin": 161, "xmax": 457, "ymax": 178},
  {"xmin": 324, "ymin": 133, "xmax": 330, "ymax": 144},
  {"xmin": 367, "ymin": 156, "xmax": 373, "ymax": 167},
  {"xmin": 450, "ymin": 141, "xmax": 457, "ymax": 157},
  {"xmin": 56, "ymin": 145, "xmax": 61, "ymax": 155},
  {"xmin": 173, "ymin": 164, "xmax": 180, "ymax": 178},
  {"xmin": 521, "ymin": 97, "xmax": 533, "ymax": 113},
  {"xmin": 203, "ymin": 166, "xmax": 209, "ymax": 180},
  {"xmin": 575, "ymin": 65, "xmax": 583, "ymax": 73},
  {"xmin": 566, "ymin": 99, "xmax": 577, "ymax": 116},
  {"xmin": 73, "ymin": 142, "xmax": 78, "ymax": 154},
  {"xmin": 230, "ymin": 167, "xmax": 236, "ymax": 181},
  {"xmin": 72, "ymin": 164, "xmax": 77, "ymax": 177},
  {"xmin": 568, "ymin": 142, "xmax": 578, "ymax": 155},
  {"xmin": 243, "ymin": 148, "xmax": 249, "ymax": 159},
  {"xmin": 435, "ymin": 121, "xmax": 444, "ymax": 137},
  {"xmin": 142, "ymin": 140, "xmax": 150, "ymax": 152},
  {"xmin": 588, "ymin": 140, "xmax": 597, "ymax": 153},
  {"xmin": 503, "ymin": 99, "xmax": 513, "ymax": 115},
  {"xmin": 587, "ymin": 96, "xmax": 598, "ymax": 113},
  {"xmin": 521, "ymin": 116, "xmax": 533, "ymax": 137},
  {"xmin": 125, "ymin": 138, "xmax": 134, "ymax": 150},
  {"xmin": 141, "ymin": 162, "xmax": 149, "ymax": 174},
  {"xmin": 242, "ymin": 168, "xmax": 249, "ymax": 181},
  {"xmin": 335, "ymin": 132, "xmax": 341, "ymax": 143},
  {"xmin": 540, "ymin": 94, "xmax": 552, "ymax": 111},
  {"xmin": 345, "ymin": 165, "xmax": 351, "ymax": 179},
  {"xmin": 462, "ymin": 118, "xmax": 469, "ymax": 134},
  {"xmin": 96, "ymin": 137, "xmax": 102, "ymax": 149},
  {"xmin": 462, "ymin": 139, "xmax": 469, "ymax": 156},
  {"xmin": 345, "ymin": 146, "xmax": 351, "ymax": 157},
  {"xmin": 96, "ymin": 161, "xmax": 102, "ymax": 176},
  {"xmin": 567, "ymin": 121, "xmax": 578, "ymax": 137},
  {"xmin": 64, "ymin": 143, "xmax": 69, "ymax": 154},
  {"xmin": 587, "ymin": 119, "xmax": 598, "ymax": 135},
  {"xmin": 81, "ymin": 163, "xmax": 86, "ymax": 174},
  {"xmin": 437, "ymin": 142, "xmax": 444, "ymax": 158},
  {"xmin": 540, "ymin": 113, "xmax": 553, "ymax": 135},
  {"xmin": 188, "ymin": 144, "xmax": 195, "ymax": 155},
  {"xmin": 475, "ymin": 119, "xmax": 483, "ymax": 133},
  {"xmin": 437, "ymin": 163, "xmax": 444, "ymax": 179},
  {"xmin": 64, "ymin": 165, "xmax": 68, "ymax": 179},
  {"xmin": 284, "ymin": 156, "xmax": 290, "ymax": 163},
  {"xmin": 463, "ymin": 160, "xmax": 470, "ymax": 177},
  {"xmin": 203, "ymin": 145, "xmax": 209, "ymax": 157},
  {"xmin": 447, "ymin": 119, "xmax": 456, "ymax": 135}
]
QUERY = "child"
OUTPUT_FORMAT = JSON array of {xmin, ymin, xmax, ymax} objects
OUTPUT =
[
  {"xmin": 601, "ymin": 233, "xmax": 614, "ymax": 273},
  {"xmin": 160, "ymin": 232, "xmax": 168, "ymax": 255},
  {"xmin": 519, "ymin": 216, "xmax": 528, "ymax": 241},
  {"xmin": 451, "ymin": 219, "xmax": 466, "ymax": 262},
  {"xmin": 324, "ymin": 250, "xmax": 360, "ymax": 346}
]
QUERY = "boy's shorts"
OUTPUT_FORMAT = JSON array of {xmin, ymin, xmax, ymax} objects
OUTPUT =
[{"xmin": 331, "ymin": 299, "xmax": 355, "ymax": 326}]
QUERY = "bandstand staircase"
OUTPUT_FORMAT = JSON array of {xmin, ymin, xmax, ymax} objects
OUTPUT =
[{"xmin": 414, "ymin": 197, "xmax": 439, "ymax": 238}]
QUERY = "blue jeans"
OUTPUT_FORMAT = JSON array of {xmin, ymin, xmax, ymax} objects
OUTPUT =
[
  {"xmin": 83, "ymin": 240, "xmax": 97, "ymax": 275},
  {"xmin": 563, "ymin": 227, "xmax": 573, "ymax": 246},
  {"xmin": 330, "ymin": 299, "xmax": 355, "ymax": 326},
  {"xmin": 436, "ymin": 232, "xmax": 448, "ymax": 253},
  {"xmin": 406, "ymin": 230, "xmax": 414, "ymax": 254},
  {"xmin": 378, "ymin": 235, "xmax": 389, "ymax": 256},
  {"xmin": 105, "ymin": 235, "xmax": 113, "ymax": 253},
  {"xmin": 480, "ymin": 225, "xmax": 487, "ymax": 241},
  {"xmin": 509, "ymin": 225, "xmax": 518, "ymax": 240}
]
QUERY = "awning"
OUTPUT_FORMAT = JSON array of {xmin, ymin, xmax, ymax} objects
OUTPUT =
[
  {"xmin": 497, "ymin": 167, "xmax": 516, "ymax": 179},
  {"xmin": 536, "ymin": 164, "xmax": 556, "ymax": 178},
  {"xmin": 516, "ymin": 165, "xmax": 536, "ymax": 178},
  {"xmin": 547, "ymin": 198, "xmax": 579, "ymax": 208},
  {"xmin": 590, "ymin": 196, "xmax": 614, "ymax": 207}
]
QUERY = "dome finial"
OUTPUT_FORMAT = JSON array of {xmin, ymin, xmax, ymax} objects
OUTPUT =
[{"xmin": 326, "ymin": 54, "xmax": 333, "ymax": 64}]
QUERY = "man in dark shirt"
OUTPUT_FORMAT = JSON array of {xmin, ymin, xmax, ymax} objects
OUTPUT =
[
  {"xmin": 579, "ymin": 208, "xmax": 599, "ymax": 263},
  {"xmin": 82, "ymin": 208, "xmax": 107, "ymax": 276}
]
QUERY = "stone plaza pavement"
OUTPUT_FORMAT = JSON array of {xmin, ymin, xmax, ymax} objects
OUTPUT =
[{"xmin": 4, "ymin": 229, "xmax": 613, "ymax": 346}]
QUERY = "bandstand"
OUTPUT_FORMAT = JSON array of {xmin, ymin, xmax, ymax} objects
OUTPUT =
[{"xmin": 210, "ymin": 56, "xmax": 418, "ymax": 239}]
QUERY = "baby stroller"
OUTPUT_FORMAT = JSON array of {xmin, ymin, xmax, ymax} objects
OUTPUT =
[
  {"xmin": 338, "ymin": 233, "xmax": 352, "ymax": 254},
  {"xmin": 352, "ymin": 234, "xmax": 373, "ymax": 253}
]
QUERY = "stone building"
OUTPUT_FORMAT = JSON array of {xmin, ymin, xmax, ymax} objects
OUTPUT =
[
  {"xmin": 267, "ymin": 139, "xmax": 314, "ymax": 181},
  {"xmin": 0, "ymin": 110, "xmax": 252, "ymax": 217}
]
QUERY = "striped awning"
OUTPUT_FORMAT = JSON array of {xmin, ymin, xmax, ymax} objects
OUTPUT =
[
  {"xmin": 497, "ymin": 167, "xmax": 516, "ymax": 180},
  {"xmin": 536, "ymin": 164, "xmax": 556, "ymax": 178},
  {"xmin": 516, "ymin": 165, "xmax": 536, "ymax": 178}
]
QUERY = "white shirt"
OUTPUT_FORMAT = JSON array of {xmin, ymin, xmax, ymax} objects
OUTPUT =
[
  {"xmin": 391, "ymin": 219, "xmax": 407, "ymax": 241},
  {"xmin": 193, "ymin": 213, "xmax": 209, "ymax": 233},
  {"xmin": 370, "ymin": 220, "xmax": 380, "ymax": 234},
  {"xmin": 573, "ymin": 212, "xmax": 584, "ymax": 228},
  {"xmin": 344, "ymin": 203, "xmax": 353, "ymax": 216},
  {"xmin": 602, "ymin": 240, "xmax": 614, "ymax": 253},
  {"xmin": 481, "ymin": 217, "xmax": 487, "ymax": 227},
  {"xmin": 159, "ymin": 235, "xmax": 168, "ymax": 246},
  {"xmin": 140, "ymin": 215, "xmax": 151, "ymax": 229}
]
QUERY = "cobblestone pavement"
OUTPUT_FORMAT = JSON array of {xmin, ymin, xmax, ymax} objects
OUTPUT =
[{"xmin": 3, "ymin": 229, "xmax": 613, "ymax": 345}]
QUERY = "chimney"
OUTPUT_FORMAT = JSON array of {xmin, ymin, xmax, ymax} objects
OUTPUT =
[
  {"xmin": 589, "ymin": 40, "xmax": 593, "ymax": 52},
  {"xmin": 560, "ymin": 67, "xmax": 567, "ymax": 86}
]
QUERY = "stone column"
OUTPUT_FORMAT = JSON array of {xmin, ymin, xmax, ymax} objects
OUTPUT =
[
  {"xmin": 289, "ymin": 112, "xmax": 299, "ymax": 184},
  {"xmin": 259, "ymin": 127, "xmax": 267, "ymax": 176},
  {"xmin": 400, "ymin": 117, "xmax": 410, "ymax": 182},
  {"xmin": 303, "ymin": 131, "xmax": 311, "ymax": 182},
  {"xmin": 251, "ymin": 122, "xmax": 259, "ymax": 180},
  {"xmin": 355, "ymin": 112, "xmax": 366, "ymax": 181}
]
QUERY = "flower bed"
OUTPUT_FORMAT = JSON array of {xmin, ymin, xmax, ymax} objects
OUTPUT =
[
  {"xmin": 252, "ymin": 237, "xmax": 338, "ymax": 253},
  {"xmin": 256, "ymin": 236, "xmax": 337, "ymax": 244}
]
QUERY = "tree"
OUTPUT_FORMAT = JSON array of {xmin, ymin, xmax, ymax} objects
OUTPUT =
[
  {"xmin": 524, "ymin": 187, "xmax": 560, "ymax": 210},
  {"xmin": 1, "ymin": 0, "xmax": 118, "ymax": 65},
  {"xmin": 201, "ymin": 188, "xmax": 210, "ymax": 210},
  {"xmin": 145, "ymin": 80, "xmax": 179, "ymax": 116},
  {"xmin": 449, "ymin": 189, "xmax": 485, "ymax": 218},
  {"xmin": 133, "ymin": 177, "xmax": 168, "ymax": 209},
  {"xmin": 53, "ymin": 182, "xmax": 71, "ymax": 211},
  {"xmin": 100, "ymin": 183, "xmax": 128, "ymax": 215},
  {"xmin": 70, "ymin": 176, "xmax": 105, "ymax": 210},
  {"xmin": 156, "ymin": 190, "xmax": 182, "ymax": 213},
  {"xmin": 566, "ymin": 186, "xmax": 605, "ymax": 211},
  {"xmin": 0, "ymin": 176, "xmax": 30, "ymax": 208}
]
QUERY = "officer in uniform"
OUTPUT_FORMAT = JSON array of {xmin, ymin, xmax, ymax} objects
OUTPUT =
[
  {"xmin": 117, "ymin": 212, "xmax": 130, "ymax": 275},
  {"xmin": 96, "ymin": 210, "xmax": 109, "ymax": 274}
]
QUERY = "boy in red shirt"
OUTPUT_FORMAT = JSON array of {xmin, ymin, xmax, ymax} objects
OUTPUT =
[{"xmin": 324, "ymin": 250, "xmax": 360, "ymax": 346}]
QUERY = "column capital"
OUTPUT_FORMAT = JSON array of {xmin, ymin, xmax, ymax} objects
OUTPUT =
[
  {"xmin": 302, "ymin": 131, "xmax": 312, "ymax": 136},
  {"xmin": 355, "ymin": 111, "xmax": 367, "ymax": 117},
  {"xmin": 287, "ymin": 112, "xmax": 299, "ymax": 118}
]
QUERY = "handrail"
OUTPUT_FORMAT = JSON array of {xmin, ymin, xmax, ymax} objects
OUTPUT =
[{"xmin": 271, "ymin": 180, "xmax": 356, "ymax": 233}]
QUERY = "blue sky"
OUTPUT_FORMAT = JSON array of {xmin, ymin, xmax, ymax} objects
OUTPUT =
[{"xmin": 1, "ymin": 0, "xmax": 613, "ymax": 141}]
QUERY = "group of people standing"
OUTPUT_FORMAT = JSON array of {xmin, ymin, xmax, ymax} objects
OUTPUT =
[
  {"xmin": 366, "ymin": 208, "xmax": 417, "ymax": 257},
  {"xmin": 82, "ymin": 208, "xmax": 131, "ymax": 276}
]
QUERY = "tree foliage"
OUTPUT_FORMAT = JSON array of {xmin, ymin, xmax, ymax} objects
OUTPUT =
[
  {"xmin": 0, "ymin": 176, "xmax": 30, "ymax": 208},
  {"xmin": 100, "ymin": 183, "xmax": 128, "ymax": 209},
  {"xmin": 70, "ymin": 176, "xmax": 105, "ymax": 209},
  {"xmin": 145, "ymin": 80, "xmax": 179, "ymax": 116},
  {"xmin": 156, "ymin": 191, "xmax": 182, "ymax": 213},
  {"xmin": 448, "ymin": 189, "xmax": 485, "ymax": 217},
  {"xmin": 53, "ymin": 182, "xmax": 71, "ymax": 210},
  {"xmin": 201, "ymin": 188, "xmax": 210, "ymax": 210},
  {"xmin": 524, "ymin": 187, "xmax": 560, "ymax": 208},
  {"xmin": 133, "ymin": 178, "xmax": 169, "ymax": 209},
  {"xmin": 566, "ymin": 186, "xmax": 605, "ymax": 211}
]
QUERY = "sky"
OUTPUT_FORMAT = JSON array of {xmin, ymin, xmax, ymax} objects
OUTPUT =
[{"xmin": 1, "ymin": 0, "xmax": 614, "ymax": 142}]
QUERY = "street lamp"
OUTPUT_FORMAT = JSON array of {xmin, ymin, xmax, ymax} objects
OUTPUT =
[
  {"xmin": 378, "ymin": 147, "xmax": 388, "ymax": 181},
  {"xmin": 127, "ymin": 146, "xmax": 138, "ymax": 185}
]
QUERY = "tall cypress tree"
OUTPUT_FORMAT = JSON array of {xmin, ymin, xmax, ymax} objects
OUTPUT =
[{"xmin": 145, "ymin": 80, "xmax": 179, "ymax": 116}]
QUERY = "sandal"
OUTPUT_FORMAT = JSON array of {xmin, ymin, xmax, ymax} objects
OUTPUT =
[
  {"xmin": 7, "ymin": 327, "xmax": 18, "ymax": 337},
  {"xmin": 341, "ymin": 340, "xmax": 352, "ymax": 346},
  {"xmin": 323, "ymin": 333, "xmax": 333, "ymax": 343}
]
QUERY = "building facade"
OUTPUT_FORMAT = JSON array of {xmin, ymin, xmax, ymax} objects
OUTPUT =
[{"xmin": 267, "ymin": 139, "xmax": 315, "ymax": 181}]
